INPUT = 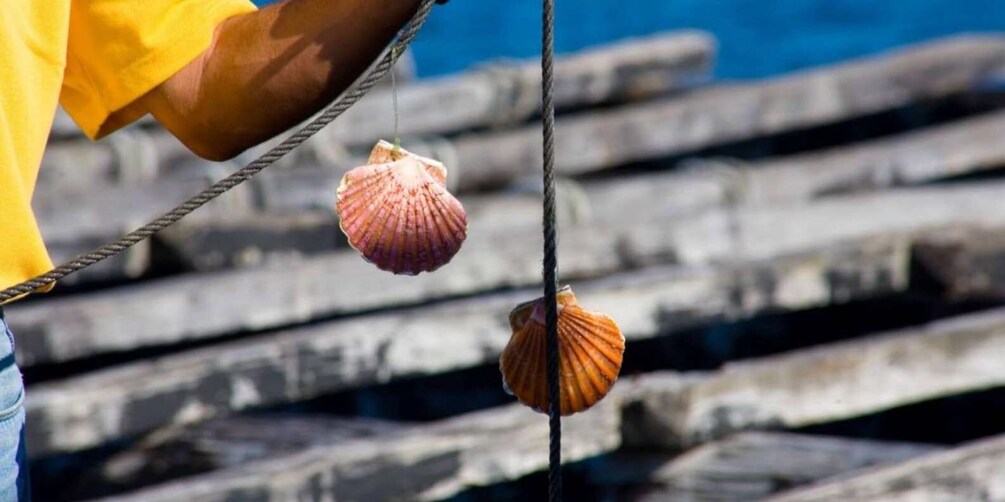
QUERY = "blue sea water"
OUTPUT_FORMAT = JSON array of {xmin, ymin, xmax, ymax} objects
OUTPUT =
[{"xmin": 254, "ymin": 1, "xmax": 1005, "ymax": 79}]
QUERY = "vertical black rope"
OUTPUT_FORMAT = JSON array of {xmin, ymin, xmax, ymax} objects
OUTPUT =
[{"xmin": 541, "ymin": 0, "xmax": 561, "ymax": 499}]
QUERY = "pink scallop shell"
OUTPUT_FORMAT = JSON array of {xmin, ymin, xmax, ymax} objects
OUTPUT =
[{"xmin": 335, "ymin": 142, "xmax": 467, "ymax": 275}]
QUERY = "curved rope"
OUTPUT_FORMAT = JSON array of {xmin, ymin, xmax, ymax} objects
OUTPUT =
[{"xmin": 0, "ymin": 0, "xmax": 436, "ymax": 302}]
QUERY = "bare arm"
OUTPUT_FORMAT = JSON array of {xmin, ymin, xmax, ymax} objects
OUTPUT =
[{"xmin": 140, "ymin": 0, "xmax": 426, "ymax": 161}]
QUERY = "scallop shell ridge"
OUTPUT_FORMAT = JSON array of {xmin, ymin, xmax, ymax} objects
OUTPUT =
[
  {"xmin": 500, "ymin": 288, "xmax": 625, "ymax": 416},
  {"xmin": 336, "ymin": 150, "xmax": 467, "ymax": 274}
]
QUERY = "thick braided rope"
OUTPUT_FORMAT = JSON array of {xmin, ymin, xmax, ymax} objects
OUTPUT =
[
  {"xmin": 0, "ymin": 0, "xmax": 436, "ymax": 303},
  {"xmin": 540, "ymin": 0, "xmax": 561, "ymax": 499}
]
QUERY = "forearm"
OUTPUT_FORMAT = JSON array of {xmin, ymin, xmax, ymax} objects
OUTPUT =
[{"xmin": 144, "ymin": 0, "xmax": 422, "ymax": 161}]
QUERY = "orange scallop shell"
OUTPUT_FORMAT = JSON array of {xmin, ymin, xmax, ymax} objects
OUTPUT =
[
  {"xmin": 336, "ymin": 141, "xmax": 467, "ymax": 275},
  {"xmin": 500, "ymin": 286, "xmax": 625, "ymax": 416}
]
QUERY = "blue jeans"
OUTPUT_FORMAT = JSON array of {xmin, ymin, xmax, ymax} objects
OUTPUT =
[{"xmin": 0, "ymin": 309, "xmax": 29, "ymax": 500}]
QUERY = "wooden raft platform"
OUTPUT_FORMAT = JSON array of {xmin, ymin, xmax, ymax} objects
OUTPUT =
[{"xmin": 17, "ymin": 32, "xmax": 1005, "ymax": 500}]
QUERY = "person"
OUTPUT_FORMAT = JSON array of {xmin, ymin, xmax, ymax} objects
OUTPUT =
[{"xmin": 0, "ymin": 0, "xmax": 443, "ymax": 498}]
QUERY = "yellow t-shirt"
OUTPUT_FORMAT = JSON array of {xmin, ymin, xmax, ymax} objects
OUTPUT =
[{"xmin": 0, "ymin": 0, "xmax": 258, "ymax": 299}]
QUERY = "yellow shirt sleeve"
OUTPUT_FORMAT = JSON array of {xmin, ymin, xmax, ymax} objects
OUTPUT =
[{"xmin": 60, "ymin": 0, "xmax": 258, "ymax": 139}]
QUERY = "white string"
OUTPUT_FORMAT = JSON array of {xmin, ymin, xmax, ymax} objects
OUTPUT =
[{"xmin": 392, "ymin": 46, "xmax": 401, "ymax": 151}]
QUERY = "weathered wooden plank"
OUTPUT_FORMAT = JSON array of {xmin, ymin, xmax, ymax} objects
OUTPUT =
[
  {"xmin": 624, "ymin": 307, "xmax": 1005, "ymax": 450},
  {"xmin": 24, "ymin": 240, "xmax": 907, "ymax": 455},
  {"xmin": 97, "ymin": 397, "xmax": 624, "ymax": 502},
  {"xmin": 155, "ymin": 212, "xmax": 347, "ymax": 270},
  {"xmin": 767, "ymin": 434, "xmax": 1005, "ymax": 501},
  {"xmin": 49, "ymin": 415, "xmax": 404, "ymax": 501},
  {"xmin": 45, "ymin": 234, "xmax": 150, "ymax": 287},
  {"xmin": 142, "ymin": 415, "xmax": 403, "ymax": 466},
  {"xmin": 33, "ymin": 177, "xmax": 257, "ymax": 283},
  {"xmin": 912, "ymin": 225, "xmax": 1005, "ymax": 301},
  {"xmin": 23, "ymin": 179, "xmax": 1005, "ymax": 367},
  {"xmin": 452, "ymin": 35, "xmax": 1005, "ymax": 189},
  {"xmin": 34, "ymin": 177, "xmax": 240, "ymax": 246},
  {"xmin": 732, "ymin": 108, "xmax": 1005, "ymax": 204},
  {"xmin": 39, "ymin": 32, "xmax": 713, "ymax": 190},
  {"xmin": 681, "ymin": 182, "xmax": 1005, "ymax": 265},
  {"xmin": 38, "ymin": 127, "xmax": 194, "ymax": 191},
  {"xmin": 595, "ymin": 433, "xmax": 941, "ymax": 502}
]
